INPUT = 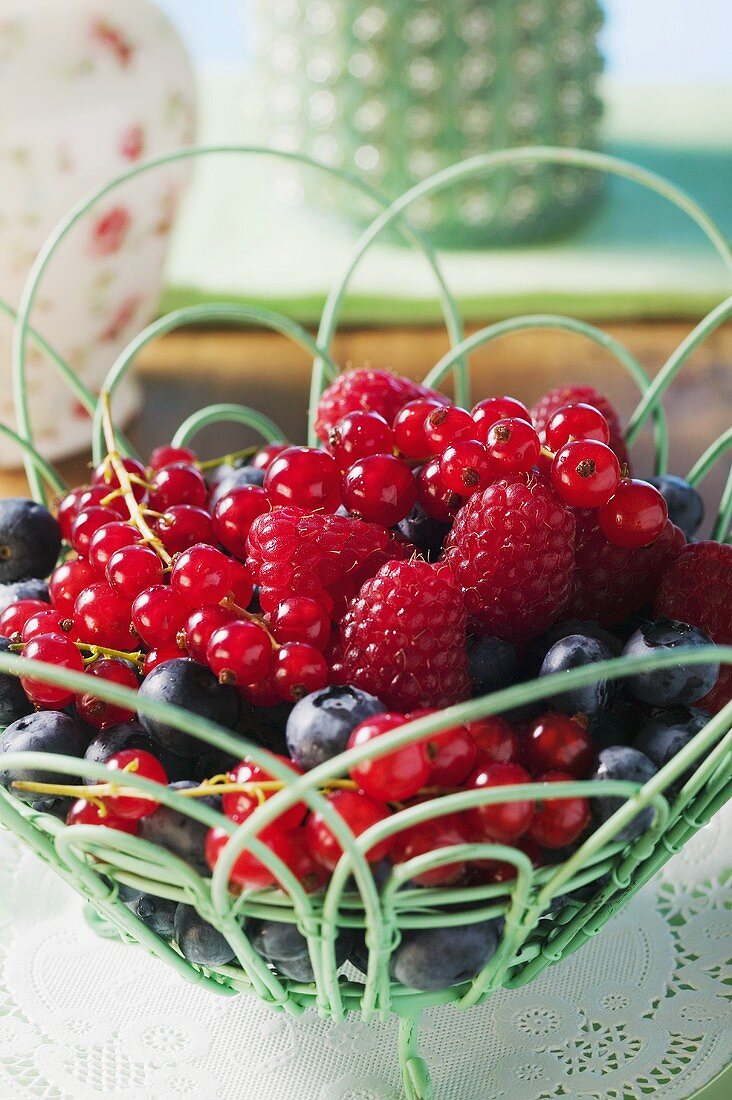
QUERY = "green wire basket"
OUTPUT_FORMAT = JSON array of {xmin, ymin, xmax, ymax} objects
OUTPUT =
[{"xmin": 1, "ymin": 146, "xmax": 731, "ymax": 1100}]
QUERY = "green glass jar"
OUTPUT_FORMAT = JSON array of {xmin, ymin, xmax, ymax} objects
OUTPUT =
[{"xmin": 252, "ymin": 0, "xmax": 604, "ymax": 246}]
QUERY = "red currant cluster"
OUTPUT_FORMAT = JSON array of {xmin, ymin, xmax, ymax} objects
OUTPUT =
[{"xmin": 198, "ymin": 709, "xmax": 594, "ymax": 892}]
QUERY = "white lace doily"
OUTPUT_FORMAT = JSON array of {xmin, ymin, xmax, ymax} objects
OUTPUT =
[{"xmin": 1, "ymin": 803, "xmax": 730, "ymax": 1100}]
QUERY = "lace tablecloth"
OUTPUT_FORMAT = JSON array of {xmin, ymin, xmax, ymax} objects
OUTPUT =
[{"xmin": 0, "ymin": 804, "xmax": 730, "ymax": 1100}]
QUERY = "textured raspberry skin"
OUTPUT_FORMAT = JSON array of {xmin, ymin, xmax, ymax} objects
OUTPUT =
[
  {"xmin": 341, "ymin": 559, "xmax": 470, "ymax": 710},
  {"xmin": 315, "ymin": 369, "xmax": 447, "ymax": 442},
  {"xmin": 655, "ymin": 541, "xmax": 732, "ymax": 712},
  {"xmin": 443, "ymin": 474, "xmax": 576, "ymax": 642},
  {"xmin": 531, "ymin": 384, "xmax": 630, "ymax": 469},
  {"xmin": 246, "ymin": 506, "xmax": 416, "ymax": 618},
  {"xmin": 568, "ymin": 512, "xmax": 686, "ymax": 625}
]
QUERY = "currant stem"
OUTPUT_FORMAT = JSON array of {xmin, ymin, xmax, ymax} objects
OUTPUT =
[
  {"xmin": 9, "ymin": 639, "xmax": 146, "ymax": 669},
  {"xmin": 197, "ymin": 445, "xmax": 259, "ymax": 472},
  {"xmin": 100, "ymin": 391, "xmax": 172, "ymax": 567}
]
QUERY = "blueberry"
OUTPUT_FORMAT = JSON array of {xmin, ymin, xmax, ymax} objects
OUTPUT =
[
  {"xmin": 0, "ymin": 711, "xmax": 90, "ymax": 809},
  {"xmin": 390, "ymin": 921, "xmax": 499, "ymax": 991},
  {"xmin": 139, "ymin": 780, "xmax": 219, "ymax": 873},
  {"xmin": 174, "ymin": 904, "xmax": 235, "ymax": 967},
  {"xmin": 0, "ymin": 498, "xmax": 61, "ymax": 583},
  {"xmin": 539, "ymin": 634, "xmax": 617, "ymax": 719},
  {"xmin": 117, "ymin": 882, "xmax": 144, "ymax": 904},
  {"xmin": 467, "ymin": 635, "xmax": 518, "ymax": 696},
  {"xmin": 0, "ymin": 578, "xmax": 49, "ymax": 615},
  {"xmin": 635, "ymin": 706, "xmax": 709, "ymax": 772},
  {"xmin": 84, "ymin": 719, "xmax": 191, "ymax": 784},
  {"xmin": 189, "ymin": 747, "xmax": 241, "ymax": 784},
  {"xmin": 246, "ymin": 918, "xmax": 353, "ymax": 983},
  {"xmin": 131, "ymin": 893, "xmax": 177, "ymax": 939},
  {"xmin": 0, "ymin": 637, "xmax": 33, "ymax": 725},
  {"xmin": 589, "ymin": 698, "xmax": 648, "ymax": 750},
  {"xmin": 622, "ymin": 619, "xmax": 719, "ymax": 706},
  {"xmin": 647, "ymin": 475, "xmax": 704, "ymax": 538},
  {"xmin": 136, "ymin": 658, "xmax": 240, "ymax": 758},
  {"xmin": 396, "ymin": 501, "xmax": 450, "ymax": 561},
  {"xmin": 542, "ymin": 619, "xmax": 622, "ymax": 657},
  {"xmin": 286, "ymin": 685, "xmax": 385, "ymax": 770},
  {"xmin": 208, "ymin": 465, "xmax": 265, "ymax": 509},
  {"xmin": 590, "ymin": 745, "xmax": 658, "ymax": 843}
]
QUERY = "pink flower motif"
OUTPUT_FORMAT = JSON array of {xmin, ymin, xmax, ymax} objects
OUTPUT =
[
  {"xmin": 120, "ymin": 124, "xmax": 145, "ymax": 162},
  {"xmin": 99, "ymin": 295, "xmax": 143, "ymax": 343},
  {"xmin": 91, "ymin": 20, "xmax": 134, "ymax": 67},
  {"xmin": 90, "ymin": 207, "xmax": 131, "ymax": 256}
]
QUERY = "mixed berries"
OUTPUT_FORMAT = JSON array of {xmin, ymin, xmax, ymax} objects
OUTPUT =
[{"xmin": 0, "ymin": 366, "xmax": 728, "ymax": 991}]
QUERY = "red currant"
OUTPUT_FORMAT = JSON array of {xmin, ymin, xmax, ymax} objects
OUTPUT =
[
  {"xmin": 76, "ymin": 485, "xmax": 128, "ymax": 518},
  {"xmin": 212, "ymin": 486, "xmax": 269, "ymax": 559},
  {"xmin": 149, "ymin": 444, "xmax": 197, "ymax": 470},
  {"xmin": 0, "ymin": 599, "xmax": 52, "ymax": 639},
  {"xmin": 305, "ymin": 789, "xmax": 392, "ymax": 871},
  {"xmin": 66, "ymin": 798, "xmax": 139, "ymax": 833},
  {"xmin": 226, "ymin": 560, "xmax": 254, "ymax": 609},
  {"xmin": 347, "ymin": 713, "xmax": 430, "ymax": 802},
  {"xmin": 329, "ymin": 411, "xmax": 394, "ymax": 467},
  {"xmin": 88, "ymin": 521, "xmax": 141, "ymax": 574},
  {"xmin": 598, "ymin": 478, "xmax": 668, "ymax": 548},
  {"xmin": 48, "ymin": 558, "xmax": 97, "ymax": 615},
  {"xmin": 251, "ymin": 442, "xmax": 289, "ymax": 471},
  {"xmin": 143, "ymin": 646, "xmax": 181, "ymax": 675},
  {"xmin": 471, "ymin": 396, "xmax": 532, "ymax": 440},
  {"xmin": 392, "ymin": 814, "xmax": 471, "ymax": 886},
  {"xmin": 467, "ymin": 717, "xmax": 522, "ymax": 765},
  {"xmin": 279, "ymin": 828, "xmax": 328, "ymax": 893},
  {"xmin": 342, "ymin": 454, "xmax": 416, "ymax": 525},
  {"xmin": 181, "ymin": 605, "xmax": 236, "ymax": 663},
  {"xmin": 525, "ymin": 713, "xmax": 594, "ymax": 777},
  {"xmin": 75, "ymin": 657, "xmax": 138, "ymax": 729},
  {"xmin": 223, "ymin": 756, "xmax": 306, "ymax": 831},
  {"xmin": 416, "ymin": 459, "xmax": 462, "ymax": 522},
  {"xmin": 92, "ymin": 456, "xmax": 148, "ymax": 503},
  {"xmin": 206, "ymin": 620, "xmax": 273, "ymax": 685},
  {"xmin": 484, "ymin": 418, "xmax": 541, "ymax": 473},
  {"xmin": 171, "ymin": 544, "xmax": 234, "ymax": 608},
  {"xmin": 422, "ymin": 723, "xmax": 478, "ymax": 786},
  {"xmin": 526, "ymin": 770, "xmax": 590, "ymax": 848},
  {"xmin": 273, "ymin": 641, "xmax": 328, "ymax": 701},
  {"xmin": 424, "ymin": 405, "xmax": 476, "ymax": 453},
  {"xmin": 469, "ymin": 837, "xmax": 542, "ymax": 883},
  {"xmin": 544, "ymin": 402, "xmax": 611, "ymax": 450},
  {"xmin": 205, "ymin": 822, "xmax": 292, "ymax": 890},
  {"xmin": 70, "ymin": 506, "xmax": 120, "ymax": 557},
  {"xmin": 439, "ymin": 439, "xmax": 494, "ymax": 495},
  {"xmin": 466, "ymin": 761, "xmax": 535, "ymax": 842},
  {"xmin": 148, "ymin": 463, "xmax": 207, "ymax": 512},
  {"xmin": 106, "ymin": 544, "xmax": 164, "ymax": 602},
  {"xmin": 239, "ymin": 675, "xmax": 281, "ymax": 707},
  {"xmin": 73, "ymin": 583, "xmax": 137, "ymax": 651},
  {"xmin": 551, "ymin": 439, "xmax": 621, "ymax": 508},
  {"xmin": 56, "ymin": 486, "xmax": 96, "ymax": 541},
  {"xmin": 102, "ymin": 749, "xmax": 168, "ymax": 819},
  {"xmin": 393, "ymin": 398, "xmax": 446, "ymax": 459},
  {"xmin": 153, "ymin": 504, "xmax": 215, "ymax": 554},
  {"xmin": 20, "ymin": 632, "xmax": 85, "ymax": 707},
  {"xmin": 21, "ymin": 608, "xmax": 72, "ymax": 642},
  {"xmin": 265, "ymin": 446, "xmax": 342, "ymax": 513},
  {"xmin": 270, "ymin": 596, "xmax": 331, "ymax": 651},
  {"xmin": 132, "ymin": 585, "xmax": 188, "ymax": 648}
]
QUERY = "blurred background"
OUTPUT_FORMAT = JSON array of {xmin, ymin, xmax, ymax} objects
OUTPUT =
[{"xmin": 1, "ymin": 0, "xmax": 730, "ymax": 530}]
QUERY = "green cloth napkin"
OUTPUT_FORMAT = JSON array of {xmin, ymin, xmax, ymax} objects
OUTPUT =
[{"xmin": 161, "ymin": 72, "xmax": 732, "ymax": 324}]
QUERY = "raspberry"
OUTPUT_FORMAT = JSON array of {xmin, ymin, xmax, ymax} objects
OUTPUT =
[
  {"xmin": 532, "ymin": 384, "xmax": 630, "ymax": 470},
  {"xmin": 314, "ymin": 368, "xmax": 447, "ymax": 442},
  {"xmin": 444, "ymin": 474, "xmax": 575, "ymax": 642},
  {"xmin": 341, "ymin": 559, "xmax": 470, "ymax": 710},
  {"xmin": 655, "ymin": 541, "xmax": 732, "ymax": 712},
  {"xmin": 246, "ymin": 506, "xmax": 416, "ymax": 618},
  {"xmin": 568, "ymin": 512, "xmax": 685, "ymax": 625}
]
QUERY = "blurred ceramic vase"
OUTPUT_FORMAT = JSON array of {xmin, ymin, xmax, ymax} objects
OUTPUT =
[
  {"xmin": 0, "ymin": 0, "xmax": 196, "ymax": 467},
  {"xmin": 252, "ymin": 0, "xmax": 604, "ymax": 247}
]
